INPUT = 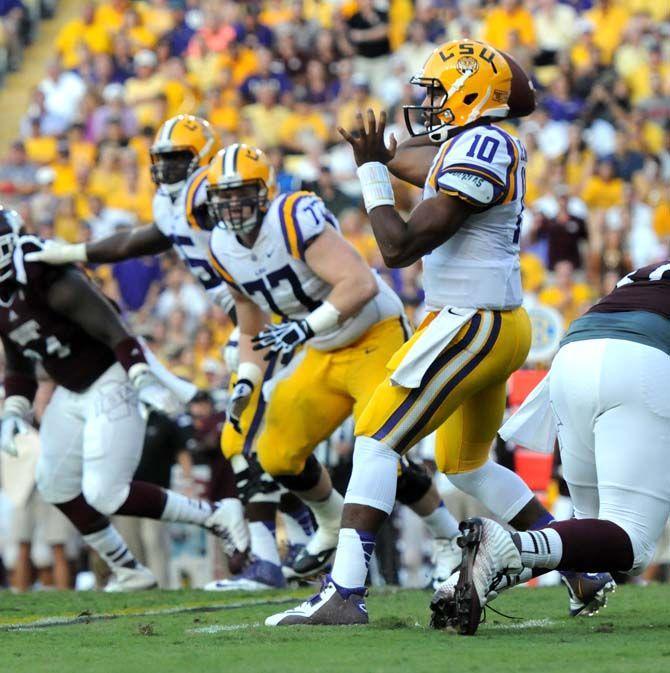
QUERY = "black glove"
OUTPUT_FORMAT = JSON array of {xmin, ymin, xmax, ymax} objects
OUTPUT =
[{"xmin": 252, "ymin": 320, "xmax": 315, "ymax": 364}]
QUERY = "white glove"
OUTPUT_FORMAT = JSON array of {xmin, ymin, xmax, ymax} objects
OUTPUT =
[
  {"xmin": 227, "ymin": 378, "xmax": 253, "ymax": 434},
  {"xmin": 24, "ymin": 241, "xmax": 87, "ymax": 265},
  {"xmin": 0, "ymin": 396, "xmax": 32, "ymax": 456},
  {"xmin": 128, "ymin": 363, "xmax": 182, "ymax": 420}
]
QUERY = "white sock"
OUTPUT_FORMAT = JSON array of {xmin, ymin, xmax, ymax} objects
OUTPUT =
[
  {"xmin": 422, "ymin": 501, "xmax": 459, "ymax": 539},
  {"xmin": 303, "ymin": 489, "xmax": 343, "ymax": 534},
  {"xmin": 83, "ymin": 525, "xmax": 137, "ymax": 570},
  {"xmin": 249, "ymin": 520, "xmax": 281, "ymax": 565},
  {"xmin": 281, "ymin": 512, "xmax": 310, "ymax": 546},
  {"xmin": 447, "ymin": 459, "xmax": 533, "ymax": 522},
  {"xmin": 330, "ymin": 528, "xmax": 375, "ymax": 589},
  {"xmin": 161, "ymin": 490, "xmax": 213, "ymax": 525},
  {"xmin": 345, "ymin": 436, "xmax": 398, "ymax": 514},
  {"xmin": 512, "ymin": 528, "xmax": 563, "ymax": 569}
]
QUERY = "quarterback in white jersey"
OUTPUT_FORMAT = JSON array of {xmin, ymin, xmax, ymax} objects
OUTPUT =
[
  {"xmin": 206, "ymin": 143, "xmax": 463, "ymax": 584},
  {"xmin": 269, "ymin": 39, "xmax": 612, "ymax": 628}
]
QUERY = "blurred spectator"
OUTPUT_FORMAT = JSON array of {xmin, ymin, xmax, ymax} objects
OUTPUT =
[
  {"xmin": 56, "ymin": 2, "xmax": 111, "ymax": 69},
  {"xmin": 240, "ymin": 46, "xmax": 292, "ymax": 104},
  {"xmin": 0, "ymin": 140, "xmax": 37, "ymax": 196},
  {"xmin": 235, "ymin": 5, "xmax": 273, "ymax": 49},
  {"xmin": 278, "ymin": 91, "xmax": 329, "ymax": 154},
  {"xmin": 482, "ymin": 0, "xmax": 536, "ymax": 53},
  {"xmin": 38, "ymin": 57, "xmax": 86, "ymax": 126},
  {"xmin": 531, "ymin": 189, "xmax": 589, "ymax": 271},
  {"xmin": 581, "ymin": 159, "xmax": 625, "ymax": 209},
  {"xmin": 346, "ymin": 0, "xmax": 390, "ymax": 97},
  {"xmin": 243, "ymin": 83, "xmax": 290, "ymax": 148},
  {"xmin": 393, "ymin": 21, "xmax": 434, "ymax": 78},
  {"xmin": 538, "ymin": 260, "xmax": 594, "ymax": 327}
]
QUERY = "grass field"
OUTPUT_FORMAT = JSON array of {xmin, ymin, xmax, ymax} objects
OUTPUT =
[{"xmin": 1, "ymin": 584, "xmax": 669, "ymax": 673}]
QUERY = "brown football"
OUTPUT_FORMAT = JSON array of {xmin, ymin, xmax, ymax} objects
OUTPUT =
[{"xmin": 502, "ymin": 51, "xmax": 536, "ymax": 118}]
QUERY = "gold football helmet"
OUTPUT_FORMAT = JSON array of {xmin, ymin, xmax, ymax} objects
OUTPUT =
[
  {"xmin": 404, "ymin": 39, "xmax": 513, "ymax": 143},
  {"xmin": 150, "ymin": 115, "xmax": 221, "ymax": 194},
  {"xmin": 205, "ymin": 143, "xmax": 277, "ymax": 234}
]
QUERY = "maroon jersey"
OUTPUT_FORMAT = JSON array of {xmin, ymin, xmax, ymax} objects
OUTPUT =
[
  {"xmin": 0, "ymin": 237, "xmax": 115, "ymax": 391},
  {"xmin": 588, "ymin": 261, "xmax": 670, "ymax": 319}
]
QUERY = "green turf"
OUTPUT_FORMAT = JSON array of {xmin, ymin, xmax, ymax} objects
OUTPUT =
[{"xmin": 1, "ymin": 584, "xmax": 669, "ymax": 673}]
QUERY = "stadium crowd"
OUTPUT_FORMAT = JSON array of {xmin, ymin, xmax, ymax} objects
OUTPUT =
[{"xmin": 0, "ymin": 0, "xmax": 669, "ymax": 589}]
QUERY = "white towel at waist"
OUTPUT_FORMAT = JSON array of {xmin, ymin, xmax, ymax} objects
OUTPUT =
[
  {"xmin": 390, "ymin": 306, "xmax": 476, "ymax": 389},
  {"xmin": 498, "ymin": 373, "xmax": 555, "ymax": 454}
]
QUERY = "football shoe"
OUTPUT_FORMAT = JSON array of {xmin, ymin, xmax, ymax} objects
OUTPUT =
[
  {"xmin": 431, "ymin": 537, "xmax": 462, "ymax": 590},
  {"xmin": 104, "ymin": 564, "xmax": 158, "ymax": 592},
  {"xmin": 204, "ymin": 559, "xmax": 286, "ymax": 592},
  {"xmin": 561, "ymin": 571, "xmax": 616, "ymax": 617},
  {"xmin": 265, "ymin": 575, "xmax": 368, "ymax": 626}
]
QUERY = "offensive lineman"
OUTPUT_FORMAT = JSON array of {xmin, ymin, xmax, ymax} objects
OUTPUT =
[
  {"xmin": 204, "ymin": 143, "xmax": 464, "ymax": 587},
  {"xmin": 267, "ymin": 39, "xmax": 613, "ymax": 626},
  {"xmin": 450, "ymin": 261, "xmax": 670, "ymax": 634},
  {"xmin": 0, "ymin": 207, "xmax": 245, "ymax": 591}
]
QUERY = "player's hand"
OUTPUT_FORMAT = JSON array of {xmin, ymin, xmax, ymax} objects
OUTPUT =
[
  {"xmin": 338, "ymin": 109, "xmax": 397, "ymax": 167},
  {"xmin": 128, "ymin": 364, "xmax": 182, "ymax": 420},
  {"xmin": 227, "ymin": 378, "xmax": 254, "ymax": 434},
  {"xmin": 24, "ymin": 241, "xmax": 87, "ymax": 265},
  {"xmin": 0, "ymin": 413, "xmax": 31, "ymax": 456},
  {"xmin": 252, "ymin": 320, "xmax": 314, "ymax": 365}
]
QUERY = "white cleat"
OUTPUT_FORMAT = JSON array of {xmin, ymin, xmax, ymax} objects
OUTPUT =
[
  {"xmin": 104, "ymin": 564, "xmax": 158, "ymax": 592},
  {"xmin": 432, "ymin": 518, "xmax": 523, "ymax": 635},
  {"xmin": 204, "ymin": 498, "xmax": 250, "ymax": 556},
  {"xmin": 431, "ymin": 537, "xmax": 462, "ymax": 590}
]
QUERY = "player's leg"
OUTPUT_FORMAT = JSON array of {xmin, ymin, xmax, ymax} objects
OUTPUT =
[
  {"xmin": 452, "ymin": 340, "xmax": 670, "ymax": 634},
  {"xmin": 257, "ymin": 349, "xmax": 351, "ymax": 577},
  {"xmin": 80, "ymin": 365, "xmax": 248, "ymax": 571},
  {"xmin": 266, "ymin": 311, "xmax": 511, "ymax": 624},
  {"xmin": 279, "ymin": 491, "xmax": 316, "ymax": 579}
]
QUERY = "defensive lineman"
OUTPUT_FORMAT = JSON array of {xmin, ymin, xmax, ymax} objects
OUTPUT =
[
  {"xmin": 448, "ymin": 261, "xmax": 670, "ymax": 634},
  {"xmin": 0, "ymin": 207, "xmax": 245, "ymax": 590}
]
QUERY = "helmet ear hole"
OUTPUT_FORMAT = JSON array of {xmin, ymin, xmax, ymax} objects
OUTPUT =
[{"xmin": 463, "ymin": 93, "xmax": 478, "ymax": 105}]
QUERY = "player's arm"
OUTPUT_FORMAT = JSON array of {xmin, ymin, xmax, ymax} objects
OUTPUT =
[
  {"xmin": 304, "ymin": 226, "xmax": 378, "ymax": 319},
  {"xmin": 387, "ymin": 135, "xmax": 439, "ymax": 188},
  {"xmin": 24, "ymin": 223, "xmax": 172, "ymax": 265},
  {"xmin": 226, "ymin": 288, "xmax": 269, "ymax": 432},
  {"xmin": 0, "ymin": 334, "xmax": 37, "ymax": 455},
  {"xmin": 339, "ymin": 110, "xmax": 478, "ymax": 268},
  {"xmin": 44, "ymin": 267, "xmax": 180, "ymax": 414}
]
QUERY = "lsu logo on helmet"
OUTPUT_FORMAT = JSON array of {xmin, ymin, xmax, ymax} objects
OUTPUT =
[
  {"xmin": 404, "ymin": 39, "xmax": 527, "ymax": 143},
  {"xmin": 150, "ymin": 115, "xmax": 222, "ymax": 194}
]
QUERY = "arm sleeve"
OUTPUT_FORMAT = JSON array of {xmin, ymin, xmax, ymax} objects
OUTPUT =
[
  {"xmin": 435, "ymin": 128, "xmax": 519, "ymax": 209},
  {"xmin": 278, "ymin": 192, "xmax": 340, "ymax": 260},
  {"xmin": 1, "ymin": 334, "xmax": 37, "ymax": 401}
]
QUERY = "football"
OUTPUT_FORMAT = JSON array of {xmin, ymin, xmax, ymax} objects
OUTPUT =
[{"xmin": 503, "ymin": 50, "xmax": 536, "ymax": 118}]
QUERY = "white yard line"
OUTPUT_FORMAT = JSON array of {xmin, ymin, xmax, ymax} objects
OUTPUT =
[
  {"xmin": 2, "ymin": 596, "xmax": 301, "ymax": 632},
  {"xmin": 187, "ymin": 622, "xmax": 261, "ymax": 634},
  {"xmin": 488, "ymin": 618, "xmax": 555, "ymax": 630}
]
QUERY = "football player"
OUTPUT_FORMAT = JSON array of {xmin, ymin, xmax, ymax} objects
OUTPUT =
[
  {"xmin": 203, "ymin": 143, "xmax": 464, "ymax": 588},
  {"xmin": 0, "ymin": 207, "xmax": 247, "ymax": 591},
  {"xmin": 267, "ymin": 39, "xmax": 613, "ymax": 626},
  {"xmin": 450, "ymin": 261, "xmax": 670, "ymax": 634},
  {"xmin": 23, "ymin": 114, "xmax": 314, "ymax": 588}
]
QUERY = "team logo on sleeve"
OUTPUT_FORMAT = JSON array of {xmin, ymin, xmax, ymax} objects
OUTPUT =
[{"xmin": 456, "ymin": 56, "xmax": 479, "ymax": 75}]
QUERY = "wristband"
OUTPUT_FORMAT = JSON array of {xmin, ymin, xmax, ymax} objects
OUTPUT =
[
  {"xmin": 114, "ymin": 337, "xmax": 148, "ymax": 372},
  {"xmin": 356, "ymin": 161, "xmax": 395, "ymax": 213},
  {"xmin": 305, "ymin": 301, "xmax": 341, "ymax": 334},
  {"xmin": 69, "ymin": 243, "xmax": 88, "ymax": 263},
  {"xmin": 237, "ymin": 362, "xmax": 262, "ymax": 388}
]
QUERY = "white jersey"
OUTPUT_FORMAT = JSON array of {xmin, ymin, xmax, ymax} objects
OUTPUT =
[
  {"xmin": 209, "ymin": 190, "xmax": 404, "ymax": 351},
  {"xmin": 422, "ymin": 124, "xmax": 526, "ymax": 311},
  {"xmin": 153, "ymin": 170, "xmax": 233, "ymax": 313}
]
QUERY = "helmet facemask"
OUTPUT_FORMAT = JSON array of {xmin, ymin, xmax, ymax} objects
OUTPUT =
[
  {"xmin": 150, "ymin": 148, "xmax": 198, "ymax": 194},
  {"xmin": 404, "ymin": 77, "xmax": 455, "ymax": 143},
  {"xmin": 206, "ymin": 180, "xmax": 269, "ymax": 234}
]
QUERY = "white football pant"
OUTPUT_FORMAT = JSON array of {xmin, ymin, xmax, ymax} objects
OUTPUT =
[
  {"xmin": 550, "ymin": 338, "xmax": 670, "ymax": 574},
  {"xmin": 36, "ymin": 363, "xmax": 146, "ymax": 515}
]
